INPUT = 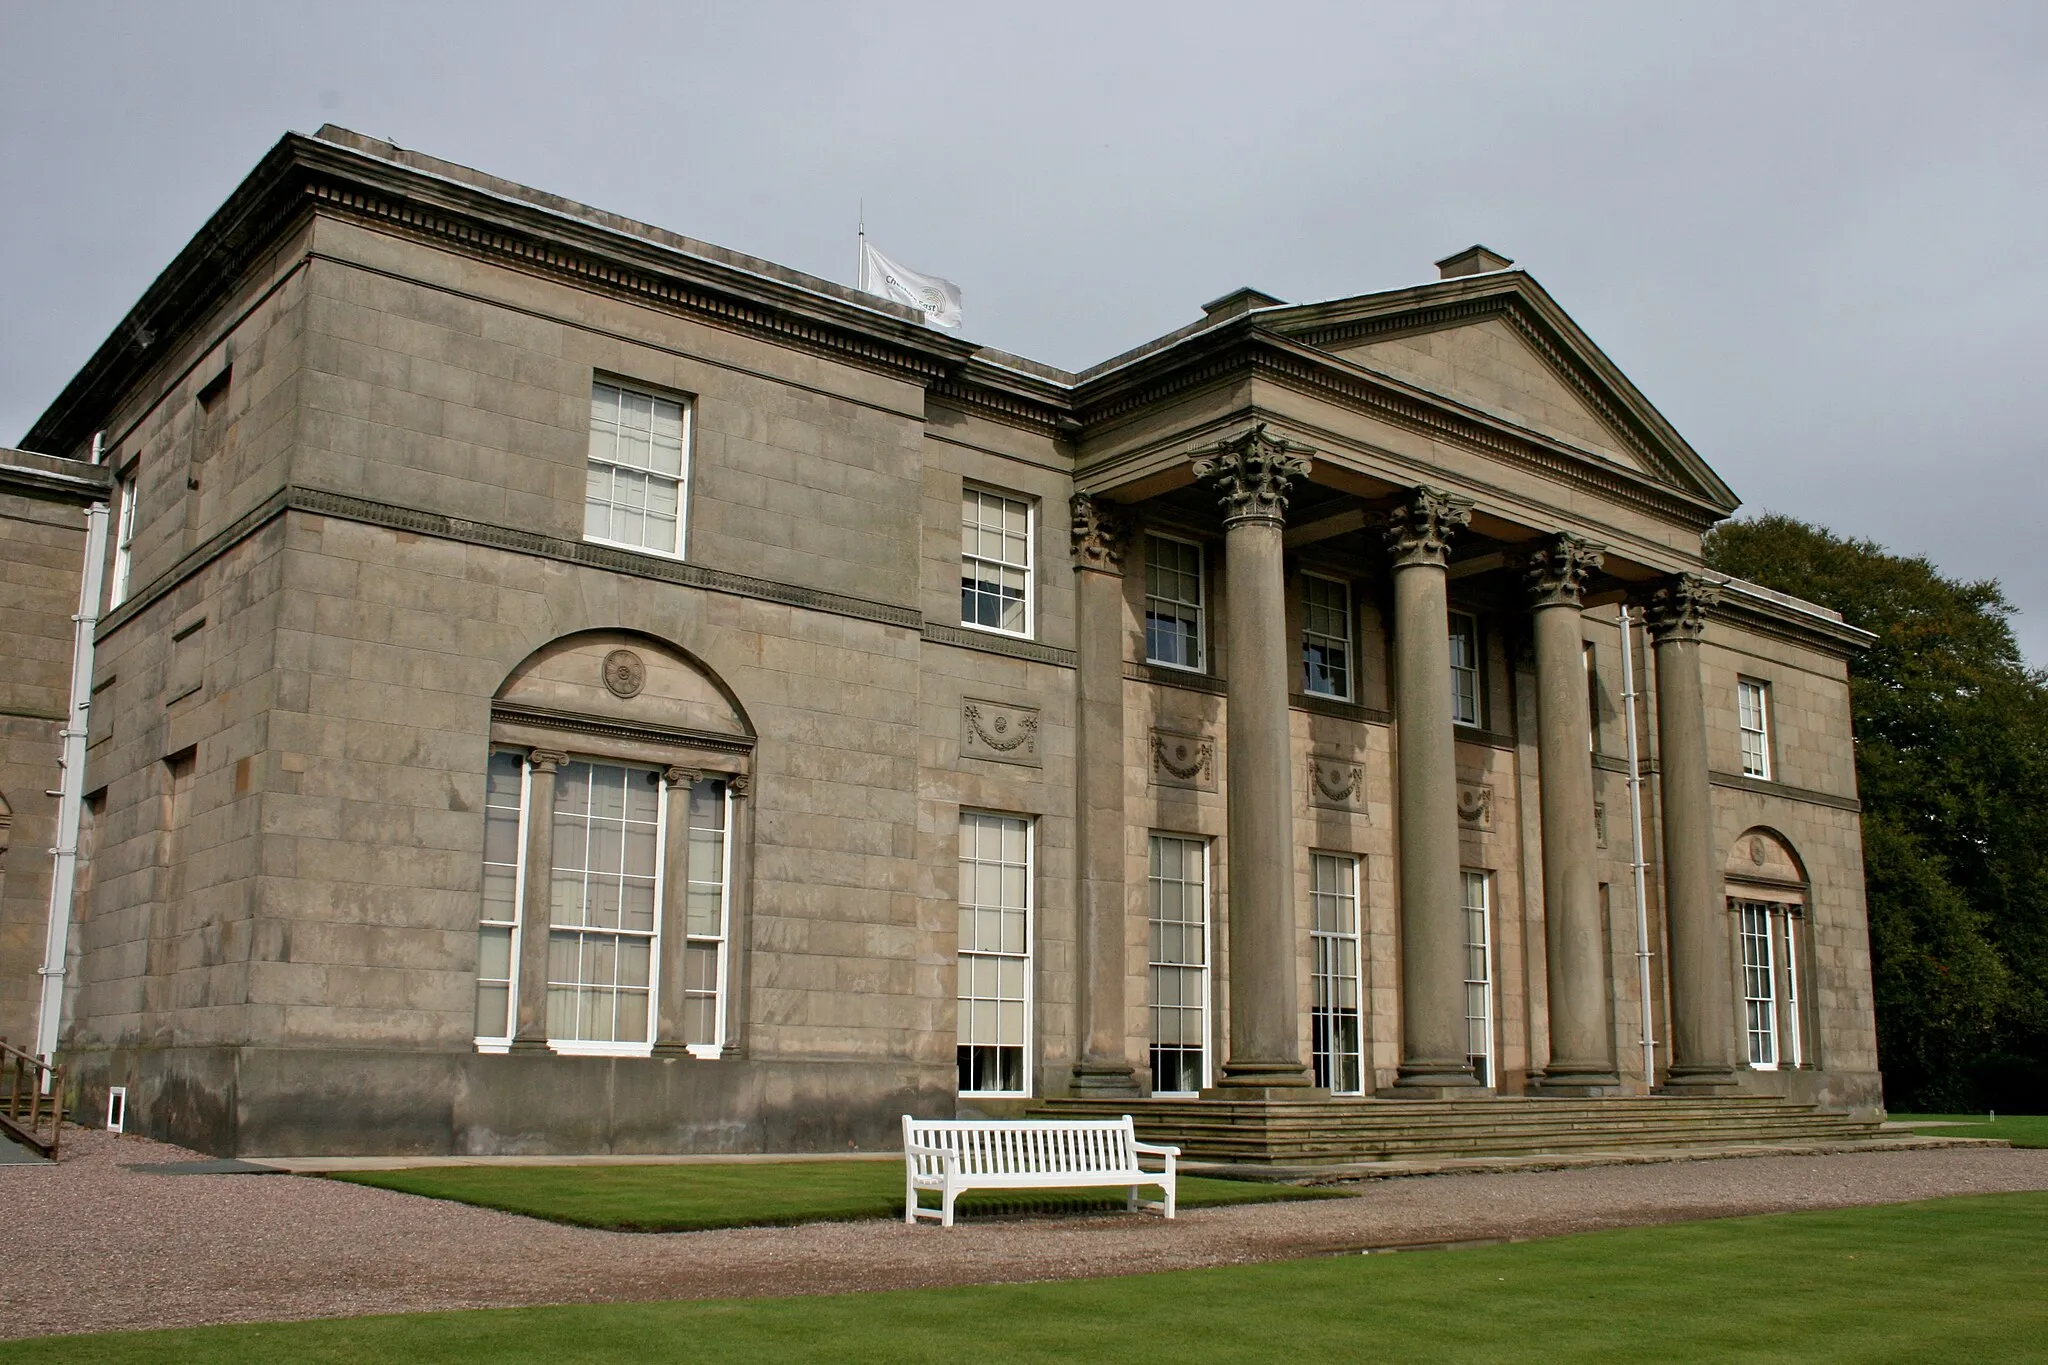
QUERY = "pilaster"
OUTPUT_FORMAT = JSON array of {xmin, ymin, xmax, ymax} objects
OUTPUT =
[
  {"xmin": 1068, "ymin": 493, "xmax": 1139, "ymax": 1094},
  {"xmin": 509, "ymin": 748, "xmax": 567, "ymax": 1053}
]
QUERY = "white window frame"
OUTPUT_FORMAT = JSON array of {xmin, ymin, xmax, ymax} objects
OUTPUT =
[
  {"xmin": 1462, "ymin": 869, "xmax": 1495, "ymax": 1086},
  {"xmin": 1148, "ymin": 833, "xmax": 1211, "ymax": 1097},
  {"xmin": 1737, "ymin": 678, "xmax": 1772, "ymax": 780},
  {"xmin": 1781, "ymin": 909, "xmax": 1804, "ymax": 1069},
  {"xmin": 957, "ymin": 810, "xmax": 1035, "ymax": 1098},
  {"xmin": 583, "ymin": 379, "xmax": 692, "ymax": 561},
  {"xmin": 1143, "ymin": 533, "xmax": 1206, "ymax": 672},
  {"xmin": 959, "ymin": 485, "xmax": 1036, "ymax": 640},
  {"xmin": 1301, "ymin": 573, "xmax": 1354, "ymax": 701},
  {"xmin": 1449, "ymin": 611, "xmax": 1482, "ymax": 728},
  {"xmin": 107, "ymin": 472, "xmax": 137, "ymax": 608},
  {"xmin": 545, "ymin": 759, "xmax": 667, "ymax": 1057},
  {"xmin": 473, "ymin": 749, "xmax": 530, "ymax": 1051},
  {"xmin": 1585, "ymin": 641, "xmax": 1599, "ymax": 753},
  {"xmin": 681, "ymin": 778, "xmax": 737, "ymax": 1059},
  {"xmin": 1309, "ymin": 851, "xmax": 1365, "ymax": 1095},
  {"xmin": 1738, "ymin": 900, "xmax": 1779, "ymax": 1069}
]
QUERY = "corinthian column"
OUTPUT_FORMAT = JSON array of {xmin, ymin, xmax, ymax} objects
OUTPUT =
[
  {"xmin": 1386, "ymin": 487, "xmax": 1482, "ymax": 1094},
  {"xmin": 1526, "ymin": 534, "xmax": 1620, "ymax": 1094},
  {"xmin": 1068, "ymin": 494, "xmax": 1138, "ymax": 1094},
  {"xmin": 510, "ymin": 748, "xmax": 568, "ymax": 1052},
  {"xmin": 1645, "ymin": 574, "xmax": 1738, "ymax": 1092},
  {"xmin": 1191, "ymin": 424, "xmax": 1316, "ymax": 1092}
]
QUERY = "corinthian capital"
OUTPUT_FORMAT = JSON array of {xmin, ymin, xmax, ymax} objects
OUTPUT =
[
  {"xmin": 1643, "ymin": 573, "xmax": 1724, "ymax": 641},
  {"xmin": 1384, "ymin": 487, "xmax": 1474, "ymax": 568},
  {"xmin": 1188, "ymin": 423, "xmax": 1313, "ymax": 527},
  {"xmin": 1524, "ymin": 533, "xmax": 1606, "ymax": 608},
  {"xmin": 1069, "ymin": 493, "xmax": 1129, "ymax": 574}
]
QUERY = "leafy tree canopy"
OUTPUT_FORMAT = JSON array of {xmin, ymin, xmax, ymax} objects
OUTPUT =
[{"xmin": 1706, "ymin": 515, "xmax": 2048, "ymax": 1110}]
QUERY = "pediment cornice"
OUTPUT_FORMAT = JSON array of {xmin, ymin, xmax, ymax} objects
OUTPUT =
[
  {"xmin": 27, "ymin": 133, "xmax": 979, "ymax": 456},
  {"xmin": 1264, "ymin": 274, "xmax": 1738, "ymax": 511},
  {"xmin": 1066, "ymin": 323, "xmax": 1731, "ymax": 531}
]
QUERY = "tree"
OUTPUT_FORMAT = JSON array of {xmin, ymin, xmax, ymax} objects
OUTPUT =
[{"xmin": 1705, "ymin": 514, "xmax": 2048, "ymax": 1111}]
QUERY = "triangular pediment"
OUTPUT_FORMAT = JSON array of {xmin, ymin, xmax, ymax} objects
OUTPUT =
[
  {"xmin": 1327, "ymin": 317, "xmax": 1643, "ymax": 470},
  {"xmin": 1259, "ymin": 275, "xmax": 1738, "ymax": 510}
]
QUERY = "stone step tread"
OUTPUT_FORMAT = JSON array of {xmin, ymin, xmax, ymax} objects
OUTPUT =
[
  {"xmin": 1161, "ymin": 1130, "xmax": 1888, "ymax": 1156},
  {"xmin": 1097, "ymin": 1121, "xmax": 1875, "ymax": 1146},
  {"xmin": 1180, "ymin": 1135, "xmax": 1996, "ymax": 1182},
  {"xmin": 1114, "ymin": 1121, "xmax": 1875, "ymax": 1146}
]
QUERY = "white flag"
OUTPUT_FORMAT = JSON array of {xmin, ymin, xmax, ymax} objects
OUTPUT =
[{"xmin": 860, "ymin": 241, "xmax": 963, "ymax": 330}]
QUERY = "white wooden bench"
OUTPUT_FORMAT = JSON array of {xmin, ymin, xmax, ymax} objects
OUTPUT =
[{"xmin": 902, "ymin": 1114, "xmax": 1179, "ymax": 1227}]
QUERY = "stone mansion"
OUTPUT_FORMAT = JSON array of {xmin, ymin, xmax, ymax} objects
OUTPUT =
[{"xmin": 0, "ymin": 127, "xmax": 1880, "ymax": 1156}]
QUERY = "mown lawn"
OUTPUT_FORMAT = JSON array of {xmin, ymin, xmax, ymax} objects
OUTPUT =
[
  {"xmin": 6, "ymin": 1193, "xmax": 2044, "ymax": 1363},
  {"xmin": 1889, "ymin": 1112, "xmax": 2048, "ymax": 1148},
  {"xmin": 325, "ymin": 1159, "xmax": 1344, "ymax": 1231}
]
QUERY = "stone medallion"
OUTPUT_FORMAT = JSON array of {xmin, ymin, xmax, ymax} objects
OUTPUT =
[{"xmin": 601, "ymin": 648, "xmax": 646, "ymax": 699}]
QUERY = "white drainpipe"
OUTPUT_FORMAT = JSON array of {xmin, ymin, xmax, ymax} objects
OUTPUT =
[
  {"xmin": 1617, "ymin": 603, "xmax": 1659, "ymax": 1088},
  {"xmin": 35, "ymin": 434, "xmax": 110, "ymax": 1071}
]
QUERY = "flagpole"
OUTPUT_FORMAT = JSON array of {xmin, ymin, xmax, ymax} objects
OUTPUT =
[{"xmin": 857, "ymin": 199, "xmax": 866, "ymax": 292}]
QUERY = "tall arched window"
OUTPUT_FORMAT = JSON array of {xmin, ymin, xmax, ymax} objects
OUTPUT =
[
  {"xmin": 1724, "ymin": 829, "xmax": 1811, "ymax": 1071},
  {"xmin": 475, "ymin": 631, "xmax": 753, "ymax": 1060}
]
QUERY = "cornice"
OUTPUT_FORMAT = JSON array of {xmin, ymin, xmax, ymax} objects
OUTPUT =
[
  {"xmin": 1269, "ymin": 274, "xmax": 1739, "ymax": 512},
  {"xmin": 490, "ymin": 701, "xmax": 756, "ymax": 755},
  {"xmin": 0, "ymin": 450, "xmax": 113, "ymax": 505},
  {"xmin": 28, "ymin": 133, "xmax": 977, "ymax": 456},
  {"xmin": 1709, "ymin": 581, "xmax": 1875, "ymax": 657},
  {"xmin": 1709, "ymin": 770, "xmax": 1862, "ymax": 814},
  {"xmin": 929, "ymin": 357, "xmax": 1075, "ymax": 437},
  {"xmin": 921, "ymin": 622, "xmax": 1077, "ymax": 669},
  {"xmin": 301, "ymin": 176, "xmax": 964, "ymax": 387},
  {"xmin": 96, "ymin": 484, "xmax": 925, "ymax": 642},
  {"xmin": 1123, "ymin": 661, "xmax": 1227, "ymax": 696},
  {"xmin": 1072, "ymin": 327, "xmax": 1729, "ymax": 532},
  {"xmin": 1288, "ymin": 292, "xmax": 1696, "ymax": 496}
]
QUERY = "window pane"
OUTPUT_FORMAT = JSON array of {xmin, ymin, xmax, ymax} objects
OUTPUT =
[
  {"xmin": 959, "ymin": 489, "xmax": 1033, "ymax": 635},
  {"xmin": 1463, "ymin": 871, "xmax": 1492, "ymax": 1086},
  {"xmin": 1144, "ymin": 536, "xmax": 1204, "ymax": 668},
  {"xmin": 1149, "ymin": 835, "xmax": 1209, "ymax": 1092},
  {"xmin": 957, "ymin": 812, "xmax": 1031, "ymax": 1094}
]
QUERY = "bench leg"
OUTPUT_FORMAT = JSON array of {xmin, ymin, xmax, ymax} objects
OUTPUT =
[
  {"xmin": 943, "ymin": 1185, "xmax": 959, "ymax": 1228},
  {"xmin": 1128, "ymin": 1185, "xmax": 1140, "ymax": 1212},
  {"xmin": 1163, "ymin": 1176, "xmax": 1176, "ymax": 1220},
  {"xmin": 905, "ymin": 1175, "xmax": 918, "ymax": 1224}
]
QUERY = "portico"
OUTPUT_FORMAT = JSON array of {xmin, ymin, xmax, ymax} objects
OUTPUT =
[{"xmin": 1069, "ymin": 408, "xmax": 1739, "ymax": 1103}]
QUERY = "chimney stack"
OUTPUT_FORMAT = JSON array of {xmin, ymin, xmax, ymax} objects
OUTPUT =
[{"xmin": 1435, "ymin": 245, "xmax": 1514, "ymax": 280}]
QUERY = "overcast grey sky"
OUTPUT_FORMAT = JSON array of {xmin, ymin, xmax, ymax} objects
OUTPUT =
[{"xmin": 4, "ymin": 2, "xmax": 2043, "ymax": 658}]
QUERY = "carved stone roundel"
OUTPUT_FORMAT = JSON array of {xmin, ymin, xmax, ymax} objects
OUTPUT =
[{"xmin": 601, "ymin": 648, "xmax": 646, "ymax": 699}]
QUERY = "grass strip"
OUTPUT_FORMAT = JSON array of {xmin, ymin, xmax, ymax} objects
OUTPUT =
[
  {"xmin": 7, "ymin": 1192, "xmax": 2045, "ymax": 1364},
  {"xmin": 325, "ymin": 1160, "xmax": 1345, "ymax": 1231},
  {"xmin": 1888, "ymin": 1111, "xmax": 2048, "ymax": 1148}
]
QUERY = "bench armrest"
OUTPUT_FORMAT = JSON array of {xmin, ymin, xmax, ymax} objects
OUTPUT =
[
  {"xmin": 1131, "ymin": 1140, "xmax": 1181, "ymax": 1158},
  {"xmin": 904, "ymin": 1143, "xmax": 959, "ymax": 1164}
]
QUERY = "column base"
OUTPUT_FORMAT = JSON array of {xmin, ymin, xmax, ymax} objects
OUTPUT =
[
  {"xmin": 1657, "ymin": 1067, "xmax": 1741, "ymax": 1096},
  {"xmin": 1214, "ymin": 1061, "xmax": 1315, "ymax": 1090},
  {"xmin": 1533, "ymin": 1066, "xmax": 1622, "ymax": 1097},
  {"xmin": 650, "ymin": 1042, "xmax": 692, "ymax": 1059},
  {"xmin": 1199, "ymin": 1084, "xmax": 1331, "ymax": 1102},
  {"xmin": 507, "ymin": 1037, "xmax": 552, "ymax": 1055},
  {"xmin": 1387, "ymin": 1059, "xmax": 1483, "ymax": 1097},
  {"xmin": 1068, "ymin": 1060, "xmax": 1141, "ymax": 1097}
]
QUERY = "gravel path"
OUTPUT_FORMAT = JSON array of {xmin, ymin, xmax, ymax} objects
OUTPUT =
[{"xmin": 5, "ymin": 1130, "xmax": 2046, "ymax": 1342}]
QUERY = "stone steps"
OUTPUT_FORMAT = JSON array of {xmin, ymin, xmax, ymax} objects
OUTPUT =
[{"xmin": 1033, "ymin": 1095, "xmax": 1895, "ymax": 1165}]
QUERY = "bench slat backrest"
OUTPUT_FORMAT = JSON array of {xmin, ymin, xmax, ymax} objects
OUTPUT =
[{"xmin": 903, "ymin": 1116, "xmax": 1138, "ymax": 1178}]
